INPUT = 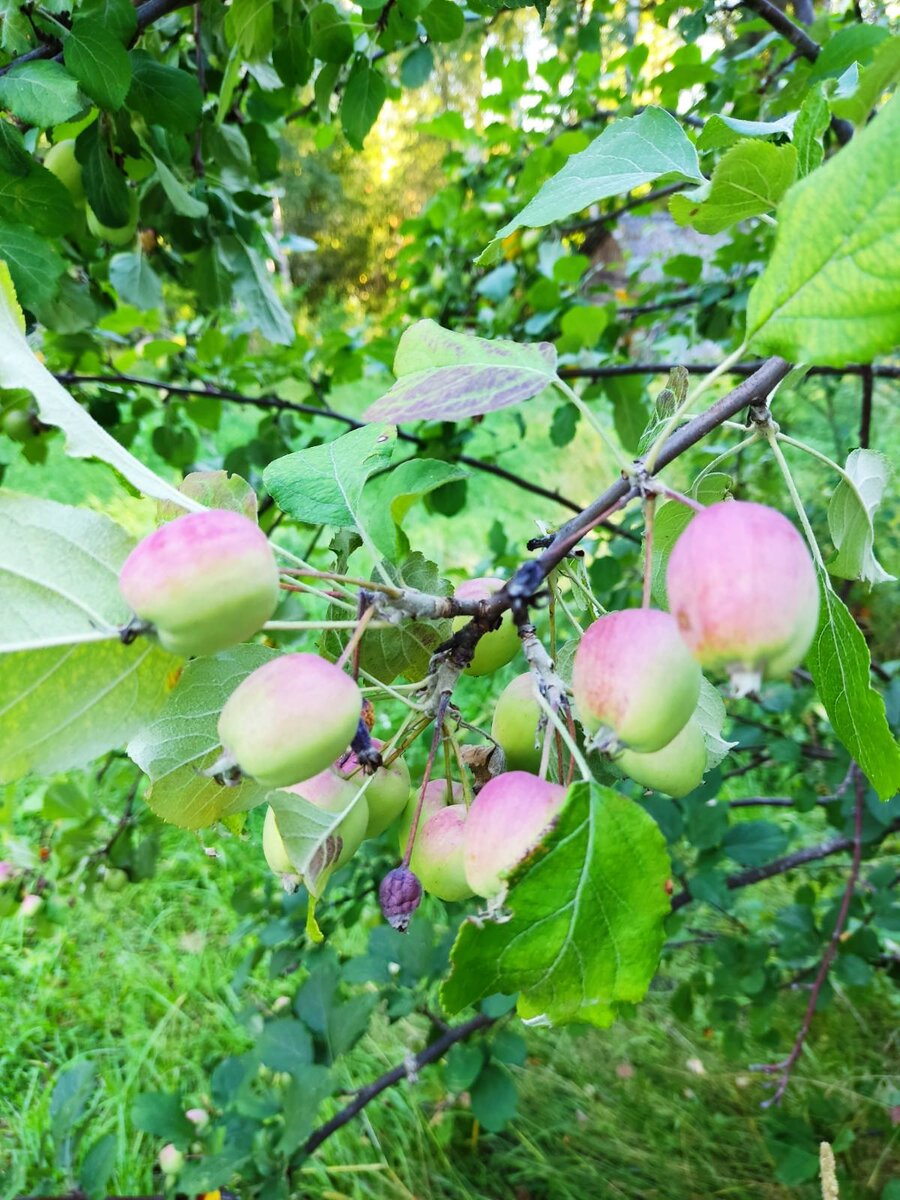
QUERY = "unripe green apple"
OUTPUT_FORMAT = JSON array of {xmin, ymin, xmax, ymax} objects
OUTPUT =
[
  {"xmin": 453, "ymin": 576, "xmax": 520, "ymax": 676},
  {"xmin": 2, "ymin": 408, "xmax": 34, "ymax": 442},
  {"xmin": 44, "ymin": 139, "xmax": 85, "ymax": 203},
  {"xmin": 410, "ymin": 804, "xmax": 473, "ymax": 902},
  {"xmin": 337, "ymin": 738, "xmax": 411, "ymax": 838},
  {"xmin": 103, "ymin": 867, "xmax": 129, "ymax": 892},
  {"xmin": 617, "ymin": 717, "xmax": 707, "ymax": 797},
  {"xmin": 397, "ymin": 778, "xmax": 462, "ymax": 856},
  {"xmin": 119, "ymin": 509, "xmax": 280, "ymax": 658},
  {"xmin": 572, "ymin": 609, "xmax": 701, "ymax": 752},
  {"xmin": 463, "ymin": 771, "xmax": 566, "ymax": 898},
  {"xmin": 491, "ymin": 673, "xmax": 542, "ymax": 772},
  {"xmin": 263, "ymin": 805, "xmax": 293, "ymax": 874},
  {"xmin": 666, "ymin": 500, "xmax": 819, "ymax": 694},
  {"xmin": 281, "ymin": 769, "xmax": 368, "ymax": 868},
  {"xmin": 158, "ymin": 1143, "xmax": 184, "ymax": 1175},
  {"xmin": 87, "ymin": 190, "xmax": 139, "ymax": 245},
  {"xmin": 218, "ymin": 654, "xmax": 362, "ymax": 789}
]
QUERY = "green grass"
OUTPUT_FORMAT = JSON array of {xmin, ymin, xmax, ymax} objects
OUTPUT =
[{"xmin": 2, "ymin": 817, "xmax": 897, "ymax": 1200}]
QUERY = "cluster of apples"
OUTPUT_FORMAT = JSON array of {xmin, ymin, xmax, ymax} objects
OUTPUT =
[
  {"xmin": 44, "ymin": 137, "xmax": 139, "ymax": 244},
  {"xmin": 118, "ymin": 498, "xmax": 818, "ymax": 910}
]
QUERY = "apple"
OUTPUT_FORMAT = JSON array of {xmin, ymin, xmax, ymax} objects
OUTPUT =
[
  {"xmin": 617, "ymin": 717, "xmax": 707, "ymax": 797},
  {"xmin": 463, "ymin": 771, "xmax": 566, "ymax": 898},
  {"xmin": 453, "ymin": 576, "xmax": 520, "ymax": 676},
  {"xmin": 572, "ymin": 609, "xmax": 701, "ymax": 752},
  {"xmin": 491, "ymin": 672, "xmax": 543, "ymax": 772}
]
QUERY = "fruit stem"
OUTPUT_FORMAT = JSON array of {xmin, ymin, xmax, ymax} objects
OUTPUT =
[
  {"xmin": 650, "ymin": 483, "xmax": 705, "ymax": 513},
  {"xmin": 336, "ymin": 603, "xmax": 377, "ymax": 671},
  {"xmin": 641, "ymin": 493, "xmax": 655, "ymax": 609},
  {"xmin": 763, "ymin": 428, "xmax": 828, "ymax": 575},
  {"xmin": 555, "ymin": 380, "xmax": 631, "ymax": 473},
  {"xmin": 265, "ymin": 618, "xmax": 391, "ymax": 631},
  {"xmin": 279, "ymin": 568, "xmax": 402, "ymax": 598},
  {"xmin": 691, "ymin": 431, "xmax": 760, "ymax": 494},
  {"xmin": 775, "ymin": 432, "xmax": 865, "ymax": 498},
  {"xmin": 278, "ymin": 579, "xmax": 359, "ymax": 612},
  {"xmin": 533, "ymin": 689, "xmax": 592, "ymax": 782},
  {"xmin": 401, "ymin": 692, "xmax": 451, "ymax": 869}
]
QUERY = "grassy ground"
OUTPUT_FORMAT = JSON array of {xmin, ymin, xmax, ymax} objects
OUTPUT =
[{"xmin": 1, "ymin": 815, "xmax": 897, "ymax": 1200}]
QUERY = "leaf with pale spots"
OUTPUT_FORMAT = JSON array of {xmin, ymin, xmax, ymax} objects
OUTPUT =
[{"xmin": 362, "ymin": 320, "xmax": 558, "ymax": 424}]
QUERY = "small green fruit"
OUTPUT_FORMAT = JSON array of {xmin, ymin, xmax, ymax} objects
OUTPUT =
[
  {"xmin": 218, "ymin": 654, "xmax": 362, "ymax": 789},
  {"xmin": 410, "ymin": 804, "xmax": 473, "ymax": 902},
  {"xmin": 44, "ymin": 139, "xmax": 85, "ymax": 203},
  {"xmin": 103, "ymin": 867, "xmax": 129, "ymax": 892},
  {"xmin": 337, "ymin": 738, "xmax": 411, "ymax": 838},
  {"xmin": 453, "ymin": 576, "xmax": 520, "ymax": 676},
  {"xmin": 87, "ymin": 190, "xmax": 138, "ymax": 245},
  {"xmin": 397, "ymin": 778, "xmax": 462, "ymax": 856},
  {"xmin": 617, "ymin": 717, "xmax": 707, "ymax": 797},
  {"xmin": 2, "ymin": 408, "xmax": 34, "ymax": 442},
  {"xmin": 491, "ymin": 673, "xmax": 542, "ymax": 772},
  {"xmin": 119, "ymin": 509, "xmax": 281, "ymax": 658}
]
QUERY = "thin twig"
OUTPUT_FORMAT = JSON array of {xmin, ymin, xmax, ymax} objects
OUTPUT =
[
  {"xmin": 750, "ymin": 767, "xmax": 867, "ymax": 1105},
  {"xmin": 401, "ymin": 693, "xmax": 450, "ymax": 869},
  {"xmin": 859, "ymin": 366, "xmax": 873, "ymax": 450}
]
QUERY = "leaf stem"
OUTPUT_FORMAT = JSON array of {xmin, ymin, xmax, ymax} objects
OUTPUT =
[
  {"xmin": 763, "ymin": 427, "xmax": 827, "ymax": 573},
  {"xmin": 533, "ymin": 689, "xmax": 592, "ymax": 782}
]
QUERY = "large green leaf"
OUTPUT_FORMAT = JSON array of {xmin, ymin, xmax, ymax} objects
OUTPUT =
[
  {"xmin": 224, "ymin": 0, "xmax": 275, "ymax": 61},
  {"xmin": 441, "ymin": 784, "xmax": 671, "ymax": 1026},
  {"xmin": 830, "ymin": 35, "xmax": 900, "ymax": 127},
  {"xmin": 360, "ymin": 458, "xmax": 469, "ymax": 557},
  {"xmin": 126, "ymin": 50, "xmax": 202, "ymax": 133},
  {"xmin": 478, "ymin": 108, "xmax": 704, "ymax": 264},
  {"xmin": 746, "ymin": 93, "xmax": 900, "ymax": 366},
  {"xmin": 341, "ymin": 57, "xmax": 386, "ymax": 150},
  {"xmin": 0, "ymin": 491, "xmax": 176, "ymax": 781},
  {"xmin": 63, "ymin": 18, "xmax": 132, "ymax": 111},
  {"xmin": 669, "ymin": 141, "xmax": 797, "ymax": 234},
  {"xmin": 0, "ymin": 159, "xmax": 76, "ymax": 235},
  {"xmin": 127, "ymin": 646, "xmax": 277, "ymax": 829},
  {"xmin": 220, "ymin": 236, "xmax": 295, "ymax": 345},
  {"xmin": 264, "ymin": 424, "xmax": 396, "ymax": 527},
  {"xmin": 0, "ymin": 61, "xmax": 85, "ymax": 127},
  {"xmin": 808, "ymin": 571, "xmax": 900, "ymax": 800},
  {"xmin": 108, "ymin": 250, "xmax": 162, "ymax": 310},
  {"xmin": 827, "ymin": 449, "xmax": 894, "ymax": 586},
  {"xmin": 0, "ymin": 264, "xmax": 201, "ymax": 509},
  {"xmin": 356, "ymin": 553, "xmax": 452, "ymax": 683},
  {"xmin": 0, "ymin": 219, "xmax": 66, "ymax": 308},
  {"xmin": 363, "ymin": 320, "xmax": 558, "ymax": 423}
]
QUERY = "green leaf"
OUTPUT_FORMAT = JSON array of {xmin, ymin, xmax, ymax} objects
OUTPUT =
[
  {"xmin": 363, "ymin": 319, "xmax": 558, "ymax": 423},
  {"xmin": 79, "ymin": 125, "xmax": 131, "ymax": 226},
  {"xmin": 669, "ymin": 141, "xmax": 797, "ymax": 234},
  {"xmin": 421, "ymin": 0, "xmax": 465, "ymax": 42},
  {"xmin": 279, "ymin": 1065, "xmax": 333, "ymax": 1155},
  {"xmin": 470, "ymin": 1063, "xmax": 517, "ymax": 1132},
  {"xmin": 0, "ymin": 61, "xmax": 84, "ymax": 127},
  {"xmin": 257, "ymin": 1018, "xmax": 314, "ymax": 1076},
  {"xmin": 808, "ymin": 570, "xmax": 900, "ymax": 800},
  {"xmin": 268, "ymin": 776, "xmax": 372, "ymax": 896},
  {"xmin": 444, "ymin": 1043, "xmax": 486, "ymax": 1091},
  {"xmin": 108, "ymin": 250, "xmax": 162, "ymax": 310},
  {"xmin": 0, "ymin": 263, "xmax": 201, "ymax": 509},
  {"xmin": 606, "ymin": 375, "xmax": 649, "ymax": 453},
  {"xmin": 0, "ymin": 159, "xmax": 76, "ymax": 235},
  {"xmin": 50, "ymin": 1061, "xmax": 95, "ymax": 1142},
  {"xmin": 0, "ymin": 218, "xmax": 66, "ymax": 308},
  {"xmin": 478, "ymin": 108, "xmax": 703, "ymax": 264},
  {"xmin": 360, "ymin": 457, "xmax": 468, "ymax": 557},
  {"xmin": 131, "ymin": 1092, "xmax": 193, "ymax": 1140},
  {"xmin": 357, "ymin": 552, "xmax": 451, "ymax": 683},
  {"xmin": 827, "ymin": 449, "xmax": 895, "ymax": 586},
  {"xmin": 831, "ymin": 34, "xmax": 900, "ymax": 126},
  {"xmin": 127, "ymin": 50, "xmax": 202, "ymax": 133},
  {"xmin": 793, "ymin": 86, "xmax": 830, "ymax": 178},
  {"xmin": 79, "ymin": 1133, "xmax": 117, "ymax": 1200},
  {"xmin": 64, "ymin": 18, "xmax": 131, "ymax": 111},
  {"xmin": 0, "ymin": 119, "xmax": 31, "ymax": 175},
  {"xmin": 400, "ymin": 43, "xmax": 433, "ymax": 89},
  {"xmin": 264, "ymin": 424, "xmax": 396, "ymax": 527},
  {"xmin": 0, "ymin": 493, "xmax": 177, "ymax": 782},
  {"xmin": 809, "ymin": 22, "xmax": 889, "ymax": 84},
  {"xmin": 151, "ymin": 154, "xmax": 209, "ymax": 218},
  {"xmin": 695, "ymin": 676, "xmax": 735, "ymax": 770},
  {"xmin": 441, "ymin": 783, "xmax": 671, "ymax": 1026},
  {"xmin": 723, "ymin": 820, "xmax": 789, "ymax": 866},
  {"xmin": 220, "ymin": 235, "xmax": 294, "ymax": 344},
  {"xmin": 746, "ymin": 93, "xmax": 900, "ymax": 366},
  {"xmin": 225, "ymin": 0, "xmax": 275, "ymax": 61},
  {"xmin": 126, "ymin": 646, "xmax": 277, "ymax": 830},
  {"xmin": 308, "ymin": 3, "xmax": 354, "ymax": 64},
  {"xmin": 696, "ymin": 112, "xmax": 796, "ymax": 152},
  {"xmin": 79, "ymin": 0, "xmax": 137, "ymax": 43},
  {"xmin": 341, "ymin": 57, "xmax": 387, "ymax": 150}
]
